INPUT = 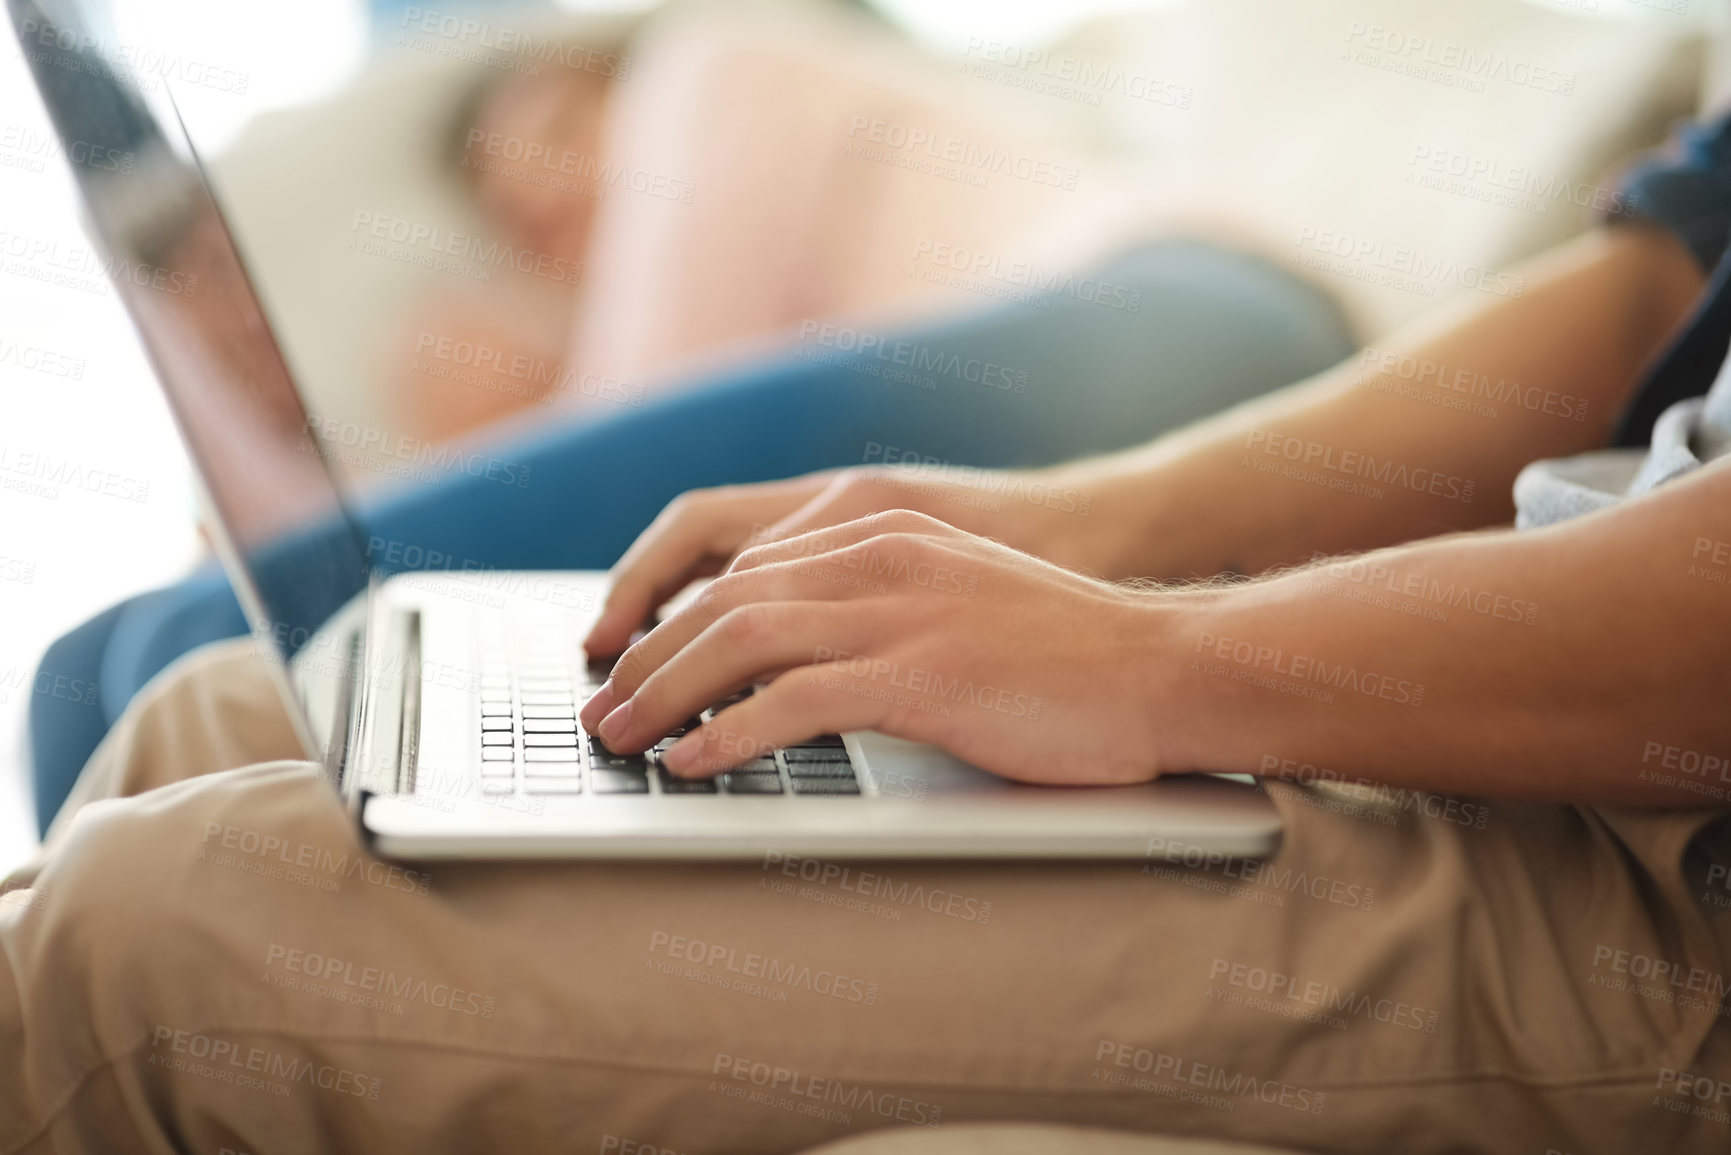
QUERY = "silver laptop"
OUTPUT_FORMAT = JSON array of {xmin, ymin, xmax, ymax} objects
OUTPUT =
[{"xmin": 14, "ymin": 0, "xmax": 1281, "ymax": 860}]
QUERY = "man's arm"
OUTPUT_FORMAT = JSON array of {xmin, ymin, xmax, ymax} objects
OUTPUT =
[
  {"xmin": 587, "ymin": 225, "xmax": 1701, "ymax": 654},
  {"xmin": 1154, "ymin": 458, "xmax": 1731, "ymax": 806},
  {"xmin": 587, "ymin": 457, "xmax": 1731, "ymax": 806},
  {"xmin": 582, "ymin": 222, "xmax": 1725, "ymax": 806},
  {"xmin": 1043, "ymin": 225, "xmax": 1705, "ymax": 581}
]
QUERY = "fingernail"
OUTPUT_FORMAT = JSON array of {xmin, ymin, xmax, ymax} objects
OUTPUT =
[
  {"xmin": 598, "ymin": 699, "xmax": 632, "ymax": 745},
  {"xmin": 582, "ymin": 679, "xmax": 616, "ymax": 726}
]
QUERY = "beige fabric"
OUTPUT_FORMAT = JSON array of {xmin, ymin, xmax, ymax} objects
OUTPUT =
[
  {"xmin": 1, "ymin": 638, "xmax": 1729, "ymax": 1154},
  {"xmin": 1049, "ymin": 0, "xmax": 1703, "ymax": 337},
  {"xmin": 800, "ymin": 1122, "xmax": 1301, "ymax": 1154}
]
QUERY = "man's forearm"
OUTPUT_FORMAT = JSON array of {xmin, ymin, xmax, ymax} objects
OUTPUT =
[
  {"xmin": 1147, "ymin": 460, "xmax": 1731, "ymax": 805},
  {"xmin": 1049, "ymin": 226, "xmax": 1703, "ymax": 581}
]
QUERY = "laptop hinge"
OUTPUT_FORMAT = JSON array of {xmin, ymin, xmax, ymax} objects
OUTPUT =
[
  {"xmin": 327, "ymin": 628, "xmax": 362, "ymax": 799},
  {"xmin": 395, "ymin": 610, "xmax": 422, "ymax": 799},
  {"xmin": 340, "ymin": 580, "xmax": 421, "ymax": 807}
]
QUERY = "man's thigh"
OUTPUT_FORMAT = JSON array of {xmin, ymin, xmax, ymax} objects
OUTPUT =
[
  {"xmin": 10, "ymin": 644, "xmax": 1726, "ymax": 1153},
  {"xmin": 43, "ymin": 637, "xmax": 302, "ymax": 840},
  {"xmin": 7, "ymin": 740, "xmax": 1726, "ymax": 1155}
]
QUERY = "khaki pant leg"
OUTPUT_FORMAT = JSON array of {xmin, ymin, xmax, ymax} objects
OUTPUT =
[
  {"xmin": 1, "ymin": 643, "xmax": 1727, "ymax": 1154},
  {"xmin": 43, "ymin": 637, "xmax": 303, "ymax": 848}
]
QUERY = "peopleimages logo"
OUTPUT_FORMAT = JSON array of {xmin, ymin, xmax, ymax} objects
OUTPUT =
[
  {"xmin": 264, "ymin": 944, "xmax": 497, "ymax": 1018},
  {"xmin": 710, "ymin": 1054, "xmax": 943, "ymax": 1127},
  {"xmin": 1356, "ymin": 346, "xmax": 1588, "ymax": 423},
  {"xmin": 16, "ymin": 20, "xmax": 252, "ymax": 95},
  {"xmin": 813, "ymin": 646, "xmax": 1044, "ymax": 719},
  {"xmin": 1342, "ymin": 21, "xmax": 1576, "ymax": 97},
  {"xmin": 1258, "ymin": 755, "xmax": 1490, "ymax": 830},
  {"xmin": 0, "ymin": 123, "xmax": 135, "ymax": 175},
  {"xmin": 1093, "ymin": 1039, "xmax": 1326, "ymax": 1115},
  {"xmin": 1244, "ymin": 430, "xmax": 1474, "ymax": 504},
  {"xmin": 844, "ymin": 116, "xmax": 1080, "ymax": 191},
  {"xmin": 1406, "ymin": 144, "xmax": 1634, "ymax": 219},
  {"xmin": 411, "ymin": 331, "xmax": 643, "ymax": 408},
  {"xmin": 958, "ymin": 37, "xmax": 1192, "ymax": 109},
  {"xmin": 0, "ymin": 227, "xmax": 199, "ymax": 298},
  {"xmin": 347, "ymin": 211, "xmax": 581, "ymax": 285},
  {"xmin": 305, "ymin": 416, "xmax": 532, "ymax": 488},
  {"xmin": 1293, "ymin": 226, "xmax": 1525, "ymax": 299},
  {"xmin": 149, "ymin": 1026, "xmax": 381, "ymax": 1099},
  {"xmin": 909, "ymin": 239, "xmax": 1143, "ymax": 312},
  {"xmin": 463, "ymin": 129, "xmax": 693, "ymax": 203},
  {"xmin": 798, "ymin": 321, "xmax": 1030, "ymax": 393},
  {"xmin": 648, "ymin": 931, "xmax": 880, "ymax": 1005},
  {"xmin": 861, "ymin": 441, "xmax": 1092, "ymax": 515},
  {"xmin": 397, "ymin": 7, "xmax": 631, "ymax": 78},
  {"xmin": 1304, "ymin": 556, "xmax": 1538, "ymax": 627},
  {"xmin": 200, "ymin": 821, "xmax": 433, "ymax": 895},
  {"xmin": 0, "ymin": 443, "xmax": 151, "ymax": 504},
  {"xmin": 1193, "ymin": 631, "xmax": 1426, "ymax": 709},
  {"xmin": 1208, "ymin": 958, "xmax": 1440, "ymax": 1033},
  {"xmin": 761, "ymin": 853, "xmax": 993, "ymax": 923}
]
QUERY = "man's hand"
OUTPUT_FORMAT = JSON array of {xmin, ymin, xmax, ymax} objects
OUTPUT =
[
  {"xmin": 577, "ymin": 511, "xmax": 1176, "ymax": 785},
  {"xmin": 581, "ymin": 466, "xmax": 1109, "ymax": 656}
]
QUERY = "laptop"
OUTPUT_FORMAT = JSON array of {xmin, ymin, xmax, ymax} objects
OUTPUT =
[{"xmin": 12, "ymin": 0, "xmax": 1282, "ymax": 860}]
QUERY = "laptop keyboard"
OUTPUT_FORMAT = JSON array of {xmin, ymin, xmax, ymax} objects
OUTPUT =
[{"xmin": 474, "ymin": 651, "xmax": 861, "ymax": 798}]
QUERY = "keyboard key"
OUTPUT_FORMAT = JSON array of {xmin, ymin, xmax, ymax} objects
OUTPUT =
[
  {"xmin": 478, "ymin": 762, "xmax": 515, "ymax": 778},
  {"xmin": 783, "ymin": 747, "xmax": 851, "ymax": 763},
  {"xmin": 722, "ymin": 772, "xmax": 783, "ymax": 795},
  {"xmin": 657, "ymin": 769, "xmax": 717, "ymax": 794},
  {"xmin": 525, "ymin": 748, "xmax": 582, "ymax": 763},
  {"xmin": 480, "ymin": 704, "xmax": 513, "ymax": 717},
  {"xmin": 523, "ymin": 718, "xmax": 578, "ymax": 733},
  {"xmin": 591, "ymin": 768, "xmax": 650, "ymax": 794},
  {"xmin": 480, "ymin": 749, "xmax": 514, "ymax": 762},
  {"xmin": 523, "ymin": 777, "xmax": 584, "ymax": 794},
  {"xmin": 480, "ymin": 779, "xmax": 515, "ymax": 795},
  {"xmin": 790, "ymin": 777, "xmax": 861, "ymax": 795},
  {"xmin": 481, "ymin": 733, "xmax": 514, "ymax": 747},
  {"xmin": 480, "ymin": 717, "xmax": 514, "ymax": 731},
  {"xmin": 524, "ymin": 733, "xmax": 580, "ymax": 747},
  {"xmin": 591, "ymin": 753, "xmax": 648, "ymax": 773},
  {"xmin": 524, "ymin": 761, "xmax": 582, "ymax": 777},
  {"xmin": 518, "ymin": 675, "xmax": 572, "ymax": 689},
  {"xmin": 522, "ymin": 706, "xmax": 577, "ymax": 719},
  {"xmin": 786, "ymin": 761, "xmax": 856, "ymax": 779},
  {"xmin": 799, "ymin": 733, "xmax": 846, "ymax": 748},
  {"xmin": 734, "ymin": 757, "xmax": 779, "ymax": 773},
  {"xmin": 520, "ymin": 693, "xmax": 575, "ymax": 706}
]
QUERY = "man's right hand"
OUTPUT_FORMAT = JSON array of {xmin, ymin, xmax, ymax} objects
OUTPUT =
[{"xmin": 581, "ymin": 465, "xmax": 1104, "ymax": 655}]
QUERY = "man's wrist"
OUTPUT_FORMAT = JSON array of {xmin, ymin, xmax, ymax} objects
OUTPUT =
[
  {"xmin": 1033, "ymin": 459, "xmax": 1189, "ymax": 580},
  {"xmin": 1129, "ymin": 585, "xmax": 1244, "ymax": 775}
]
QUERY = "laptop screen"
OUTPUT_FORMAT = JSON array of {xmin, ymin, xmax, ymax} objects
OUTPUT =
[{"xmin": 10, "ymin": 0, "xmax": 374, "ymax": 719}]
